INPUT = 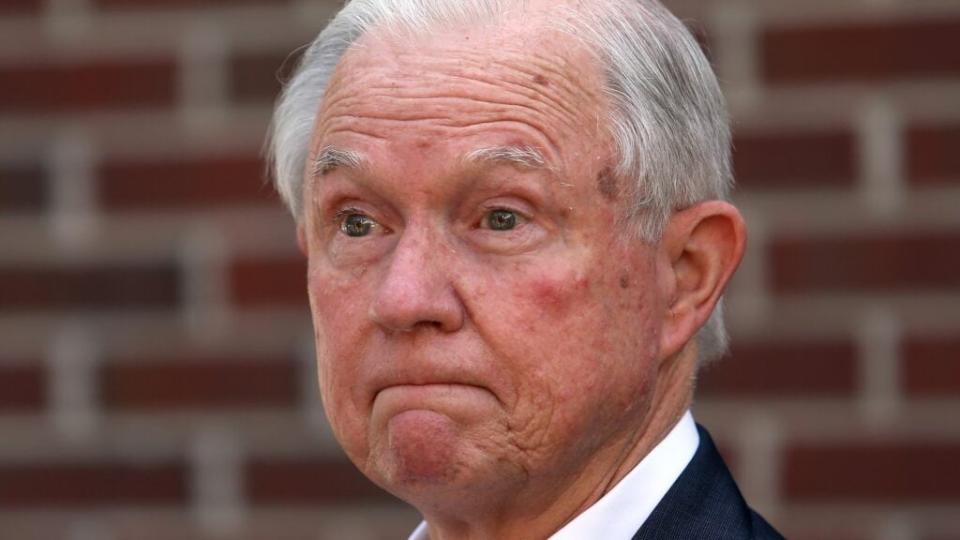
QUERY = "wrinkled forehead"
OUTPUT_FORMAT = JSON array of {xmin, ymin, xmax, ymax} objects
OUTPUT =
[
  {"xmin": 312, "ymin": 18, "xmax": 611, "ymax": 158},
  {"xmin": 344, "ymin": 15, "xmax": 603, "ymax": 94}
]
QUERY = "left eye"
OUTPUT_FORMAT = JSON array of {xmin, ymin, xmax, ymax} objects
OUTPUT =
[
  {"xmin": 485, "ymin": 209, "xmax": 518, "ymax": 231},
  {"xmin": 339, "ymin": 213, "xmax": 377, "ymax": 237}
]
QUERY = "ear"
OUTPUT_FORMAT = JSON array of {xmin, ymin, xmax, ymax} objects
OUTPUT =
[
  {"xmin": 657, "ymin": 201, "xmax": 746, "ymax": 360},
  {"xmin": 296, "ymin": 224, "xmax": 308, "ymax": 257}
]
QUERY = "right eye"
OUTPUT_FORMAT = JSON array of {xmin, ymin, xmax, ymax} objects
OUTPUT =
[
  {"xmin": 338, "ymin": 212, "xmax": 378, "ymax": 237},
  {"xmin": 486, "ymin": 209, "xmax": 520, "ymax": 231}
]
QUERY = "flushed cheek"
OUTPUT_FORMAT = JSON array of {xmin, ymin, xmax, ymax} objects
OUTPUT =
[
  {"xmin": 474, "ymin": 266, "xmax": 607, "ymax": 410},
  {"xmin": 513, "ymin": 266, "xmax": 610, "ymax": 350},
  {"xmin": 524, "ymin": 271, "xmax": 591, "ymax": 318},
  {"xmin": 488, "ymin": 255, "xmax": 656, "ymax": 417}
]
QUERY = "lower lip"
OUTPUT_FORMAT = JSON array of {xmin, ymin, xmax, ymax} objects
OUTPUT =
[{"xmin": 374, "ymin": 383, "xmax": 495, "ymax": 414}]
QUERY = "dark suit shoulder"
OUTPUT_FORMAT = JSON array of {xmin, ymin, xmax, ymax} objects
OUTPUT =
[
  {"xmin": 633, "ymin": 425, "xmax": 784, "ymax": 540},
  {"xmin": 749, "ymin": 510, "xmax": 784, "ymax": 540}
]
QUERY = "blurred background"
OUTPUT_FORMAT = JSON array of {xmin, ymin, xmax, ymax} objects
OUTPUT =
[{"xmin": 1, "ymin": 0, "xmax": 958, "ymax": 539}]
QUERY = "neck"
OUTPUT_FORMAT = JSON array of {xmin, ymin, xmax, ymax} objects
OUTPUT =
[{"xmin": 419, "ymin": 348, "xmax": 697, "ymax": 540}]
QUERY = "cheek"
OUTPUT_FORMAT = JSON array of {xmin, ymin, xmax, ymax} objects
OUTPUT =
[
  {"xmin": 470, "ymin": 261, "xmax": 611, "ymax": 389},
  {"xmin": 307, "ymin": 246, "xmax": 379, "ymax": 340},
  {"xmin": 484, "ymin": 251, "xmax": 661, "ymax": 386},
  {"xmin": 525, "ymin": 271, "xmax": 591, "ymax": 318},
  {"xmin": 306, "ymin": 259, "xmax": 373, "ymax": 449},
  {"xmin": 467, "ymin": 261, "xmax": 594, "ymax": 343}
]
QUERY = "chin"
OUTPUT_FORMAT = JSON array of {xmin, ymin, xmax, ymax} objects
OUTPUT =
[{"xmin": 375, "ymin": 409, "xmax": 467, "ymax": 485}]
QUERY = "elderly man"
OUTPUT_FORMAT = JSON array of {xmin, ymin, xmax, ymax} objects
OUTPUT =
[{"xmin": 268, "ymin": 0, "xmax": 782, "ymax": 538}]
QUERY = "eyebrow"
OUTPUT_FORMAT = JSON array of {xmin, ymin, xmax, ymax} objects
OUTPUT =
[
  {"xmin": 465, "ymin": 145, "xmax": 546, "ymax": 169},
  {"xmin": 312, "ymin": 143, "xmax": 547, "ymax": 178},
  {"xmin": 313, "ymin": 145, "xmax": 365, "ymax": 177}
]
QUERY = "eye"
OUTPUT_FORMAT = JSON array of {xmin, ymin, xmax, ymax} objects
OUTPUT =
[
  {"xmin": 485, "ymin": 209, "xmax": 518, "ymax": 231},
  {"xmin": 338, "ymin": 212, "xmax": 378, "ymax": 237}
]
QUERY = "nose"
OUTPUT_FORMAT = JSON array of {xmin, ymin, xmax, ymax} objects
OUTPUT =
[{"xmin": 369, "ymin": 227, "xmax": 465, "ymax": 334}]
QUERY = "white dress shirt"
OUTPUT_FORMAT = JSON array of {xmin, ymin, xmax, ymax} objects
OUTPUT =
[{"xmin": 408, "ymin": 410, "xmax": 699, "ymax": 540}]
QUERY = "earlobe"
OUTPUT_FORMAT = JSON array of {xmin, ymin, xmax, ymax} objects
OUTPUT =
[{"xmin": 658, "ymin": 201, "xmax": 746, "ymax": 359}]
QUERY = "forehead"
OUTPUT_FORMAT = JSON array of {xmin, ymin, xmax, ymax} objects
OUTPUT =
[{"xmin": 311, "ymin": 21, "xmax": 610, "ymax": 165}]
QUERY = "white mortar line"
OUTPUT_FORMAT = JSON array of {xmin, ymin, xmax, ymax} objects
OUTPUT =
[
  {"xmin": 879, "ymin": 513, "xmax": 916, "ymax": 540},
  {"xmin": 709, "ymin": 0, "xmax": 760, "ymax": 93},
  {"xmin": 180, "ymin": 223, "xmax": 230, "ymax": 342},
  {"xmin": 858, "ymin": 95, "xmax": 905, "ymax": 218},
  {"xmin": 737, "ymin": 412, "xmax": 782, "ymax": 519},
  {"xmin": 48, "ymin": 129, "xmax": 98, "ymax": 256},
  {"xmin": 856, "ymin": 304, "xmax": 902, "ymax": 428},
  {"xmin": 48, "ymin": 321, "xmax": 100, "ymax": 443},
  {"xmin": 67, "ymin": 519, "xmax": 112, "ymax": 540},
  {"xmin": 298, "ymin": 331, "xmax": 339, "ymax": 449},
  {"xmin": 45, "ymin": 0, "xmax": 92, "ymax": 42},
  {"xmin": 191, "ymin": 426, "xmax": 244, "ymax": 535},
  {"xmin": 710, "ymin": 0, "xmax": 763, "ymax": 115},
  {"xmin": 179, "ymin": 21, "xmax": 230, "ymax": 134},
  {"xmin": 728, "ymin": 205, "xmax": 772, "ymax": 334}
]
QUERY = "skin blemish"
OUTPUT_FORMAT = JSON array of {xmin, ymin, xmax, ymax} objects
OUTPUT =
[
  {"xmin": 527, "ymin": 275, "xmax": 583, "ymax": 318},
  {"xmin": 596, "ymin": 167, "xmax": 618, "ymax": 202},
  {"xmin": 619, "ymin": 275, "xmax": 630, "ymax": 289},
  {"xmin": 533, "ymin": 74, "xmax": 549, "ymax": 86}
]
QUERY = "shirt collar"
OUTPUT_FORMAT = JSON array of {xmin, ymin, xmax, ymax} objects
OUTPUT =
[{"xmin": 408, "ymin": 411, "xmax": 699, "ymax": 540}]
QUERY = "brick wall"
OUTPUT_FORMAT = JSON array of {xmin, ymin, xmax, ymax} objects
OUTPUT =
[{"xmin": 1, "ymin": 0, "xmax": 957, "ymax": 538}]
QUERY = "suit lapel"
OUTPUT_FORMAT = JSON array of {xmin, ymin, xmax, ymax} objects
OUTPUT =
[{"xmin": 631, "ymin": 425, "xmax": 783, "ymax": 540}]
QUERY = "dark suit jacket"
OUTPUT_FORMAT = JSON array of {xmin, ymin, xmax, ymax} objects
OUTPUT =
[{"xmin": 632, "ymin": 426, "xmax": 785, "ymax": 540}]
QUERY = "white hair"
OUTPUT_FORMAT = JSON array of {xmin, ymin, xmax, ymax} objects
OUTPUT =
[{"xmin": 267, "ymin": 0, "xmax": 733, "ymax": 363}]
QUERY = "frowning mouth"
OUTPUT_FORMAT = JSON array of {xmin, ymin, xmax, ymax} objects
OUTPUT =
[
  {"xmin": 375, "ymin": 382, "xmax": 489, "ymax": 398},
  {"xmin": 372, "ymin": 382, "xmax": 500, "ymax": 410}
]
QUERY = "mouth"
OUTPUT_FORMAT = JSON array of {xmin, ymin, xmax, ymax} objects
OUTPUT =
[
  {"xmin": 372, "ymin": 381, "xmax": 500, "ymax": 416},
  {"xmin": 370, "ymin": 367, "xmax": 496, "ymax": 402},
  {"xmin": 374, "ymin": 381, "xmax": 491, "ymax": 400}
]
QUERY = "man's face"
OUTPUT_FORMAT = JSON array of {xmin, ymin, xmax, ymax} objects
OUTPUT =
[{"xmin": 301, "ymin": 24, "xmax": 672, "ymax": 509}]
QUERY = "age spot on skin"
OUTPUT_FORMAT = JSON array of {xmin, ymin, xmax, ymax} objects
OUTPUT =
[
  {"xmin": 619, "ymin": 275, "xmax": 630, "ymax": 289},
  {"xmin": 533, "ymin": 74, "xmax": 549, "ymax": 86},
  {"xmin": 596, "ymin": 167, "xmax": 618, "ymax": 202}
]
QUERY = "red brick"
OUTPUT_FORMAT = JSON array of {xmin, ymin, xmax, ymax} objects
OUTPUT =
[
  {"xmin": 0, "ymin": 364, "xmax": 45, "ymax": 411},
  {"xmin": 902, "ymin": 338, "xmax": 960, "ymax": 396},
  {"xmin": 0, "ymin": 164, "xmax": 46, "ymax": 211},
  {"xmin": 98, "ymin": 154, "xmax": 275, "ymax": 210},
  {"xmin": 0, "ymin": 462, "xmax": 187, "ymax": 507},
  {"xmin": 763, "ymin": 18, "xmax": 960, "ymax": 83},
  {"xmin": 734, "ymin": 130, "xmax": 856, "ymax": 188},
  {"xmin": 0, "ymin": 264, "xmax": 179, "ymax": 311},
  {"xmin": 908, "ymin": 124, "xmax": 960, "ymax": 184},
  {"xmin": 229, "ymin": 257, "xmax": 306, "ymax": 307},
  {"xmin": 95, "ymin": 0, "xmax": 289, "ymax": 8},
  {"xmin": 101, "ymin": 356, "xmax": 298, "ymax": 410},
  {"xmin": 0, "ymin": 59, "xmax": 176, "ymax": 113},
  {"xmin": 247, "ymin": 459, "xmax": 394, "ymax": 503},
  {"xmin": 699, "ymin": 340, "xmax": 857, "ymax": 397},
  {"xmin": 230, "ymin": 52, "xmax": 301, "ymax": 103},
  {"xmin": 770, "ymin": 233, "xmax": 960, "ymax": 293},
  {"xmin": 0, "ymin": 0, "xmax": 42, "ymax": 14},
  {"xmin": 785, "ymin": 441, "xmax": 960, "ymax": 502}
]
